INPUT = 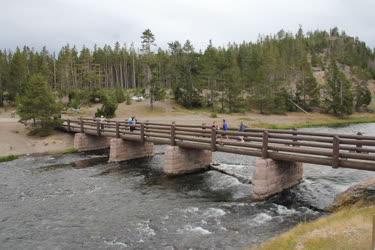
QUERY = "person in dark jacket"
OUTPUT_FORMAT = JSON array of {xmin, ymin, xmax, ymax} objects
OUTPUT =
[{"xmin": 239, "ymin": 121, "xmax": 246, "ymax": 142}]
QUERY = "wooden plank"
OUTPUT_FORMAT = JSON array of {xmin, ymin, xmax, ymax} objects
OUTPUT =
[
  {"xmin": 268, "ymin": 145, "xmax": 332, "ymax": 157},
  {"xmin": 175, "ymin": 135, "xmax": 211, "ymax": 144},
  {"xmin": 175, "ymin": 141, "xmax": 212, "ymax": 150},
  {"xmin": 268, "ymin": 151, "xmax": 332, "ymax": 166},
  {"xmin": 215, "ymin": 145, "xmax": 262, "ymax": 157}
]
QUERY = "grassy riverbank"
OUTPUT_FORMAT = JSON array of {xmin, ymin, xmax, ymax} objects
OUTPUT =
[
  {"xmin": 255, "ymin": 205, "xmax": 374, "ymax": 250},
  {"xmin": 0, "ymin": 155, "xmax": 18, "ymax": 163},
  {"xmin": 253, "ymin": 115, "xmax": 375, "ymax": 129},
  {"xmin": 255, "ymin": 178, "xmax": 375, "ymax": 250}
]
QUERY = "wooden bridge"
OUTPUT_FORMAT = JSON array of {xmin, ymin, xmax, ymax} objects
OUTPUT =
[{"xmin": 61, "ymin": 118, "xmax": 375, "ymax": 200}]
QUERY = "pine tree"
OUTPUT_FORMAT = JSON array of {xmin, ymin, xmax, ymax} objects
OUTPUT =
[
  {"xmin": 140, "ymin": 29, "xmax": 157, "ymax": 109},
  {"xmin": 295, "ymin": 60, "xmax": 320, "ymax": 110},
  {"xmin": 323, "ymin": 57, "xmax": 353, "ymax": 116},
  {"xmin": 17, "ymin": 74, "xmax": 62, "ymax": 128},
  {"xmin": 8, "ymin": 48, "xmax": 28, "ymax": 99}
]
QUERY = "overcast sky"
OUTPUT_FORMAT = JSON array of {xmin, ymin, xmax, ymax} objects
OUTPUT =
[{"xmin": 2, "ymin": 0, "xmax": 375, "ymax": 52}]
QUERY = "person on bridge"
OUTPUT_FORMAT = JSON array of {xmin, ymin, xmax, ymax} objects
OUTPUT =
[
  {"xmin": 130, "ymin": 116, "xmax": 136, "ymax": 132},
  {"xmin": 222, "ymin": 119, "xmax": 229, "ymax": 139},
  {"xmin": 239, "ymin": 121, "xmax": 246, "ymax": 142},
  {"xmin": 212, "ymin": 121, "xmax": 219, "ymax": 130},
  {"xmin": 127, "ymin": 117, "xmax": 133, "ymax": 131},
  {"xmin": 100, "ymin": 115, "xmax": 106, "ymax": 130}
]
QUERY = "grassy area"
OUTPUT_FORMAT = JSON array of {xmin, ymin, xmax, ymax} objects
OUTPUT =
[
  {"xmin": 63, "ymin": 147, "xmax": 79, "ymax": 154},
  {"xmin": 253, "ymin": 116, "xmax": 375, "ymax": 129},
  {"xmin": 0, "ymin": 154, "xmax": 18, "ymax": 163},
  {"xmin": 254, "ymin": 205, "xmax": 375, "ymax": 250}
]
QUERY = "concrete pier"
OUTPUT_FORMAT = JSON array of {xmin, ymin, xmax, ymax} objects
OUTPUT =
[
  {"xmin": 73, "ymin": 133, "xmax": 111, "ymax": 152},
  {"xmin": 252, "ymin": 158, "xmax": 303, "ymax": 201},
  {"xmin": 109, "ymin": 138, "xmax": 154, "ymax": 162},
  {"xmin": 163, "ymin": 146, "xmax": 212, "ymax": 175}
]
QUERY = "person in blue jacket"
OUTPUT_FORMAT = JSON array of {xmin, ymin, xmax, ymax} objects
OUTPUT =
[{"xmin": 222, "ymin": 119, "xmax": 229, "ymax": 139}]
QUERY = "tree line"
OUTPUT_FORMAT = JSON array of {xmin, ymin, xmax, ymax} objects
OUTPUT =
[{"xmin": 1, "ymin": 27, "xmax": 375, "ymax": 116}]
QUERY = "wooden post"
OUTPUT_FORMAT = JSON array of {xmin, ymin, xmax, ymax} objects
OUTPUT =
[
  {"xmin": 140, "ymin": 123, "xmax": 145, "ymax": 142},
  {"xmin": 292, "ymin": 128, "xmax": 298, "ymax": 147},
  {"xmin": 171, "ymin": 122, "xmax": 176, "ymax": 146},
  {"xmin": 96, "ymin": 120, "xmax": 101, "ymax": 136},
  {"xmin": 211, "ymin": 127, "xmax": 216, "ymax": 151},
  {"xmin": 202, "ymin": 123, "xmax": 206, "ymax": 138},
  {"xmin": 67, "ymin": 119, "xmax": 71, "ymax": 132},
  {"xmin": 333, "ymin": 136, "xmax": 340, "ymax": 168},
  {"xmin": 372, "ymin": 215, "xmax": 375, "ymax": 250},
  {"xmin": 80, "ymin": 117, "xmax": 84, "ymax": 133},
  {"xmin": 262, "ymin": 131, "xmax": 269, "ymax": 158},
  {"xmin": 116, "ymin": 121, "xmax": 120, "ymax": 138},
  {"xmin": 356, "ymin": 132, "xmax": 363, "ymax": 153}
]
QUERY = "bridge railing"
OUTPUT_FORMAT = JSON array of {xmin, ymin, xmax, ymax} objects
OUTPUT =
[{"xmin": 61, "ymin": 118, "xmax": 375, "ymax": 171}]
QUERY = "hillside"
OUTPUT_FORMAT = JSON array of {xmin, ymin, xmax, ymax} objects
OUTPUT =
[{"xmin": 1, "ymin": 27, "xmax": 374, "ymax": 117}]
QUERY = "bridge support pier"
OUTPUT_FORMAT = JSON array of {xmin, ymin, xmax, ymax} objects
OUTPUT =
[
  {"xmin": 252, "ymin": 158, "xmax": 303, "ymax": 201},
  {"xmin": 108, "ymin": 138, "xmax": 154, "ymax": 162},
  {"xmin": 73, "ymin": 133, "xmax": 111, "ymax": 152},
  {"xmin": 163, "ymin": 146, "xmax": 212, "ymax": 175}
]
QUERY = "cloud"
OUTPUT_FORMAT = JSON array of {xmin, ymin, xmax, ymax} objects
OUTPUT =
[{"xmin": 1, "ymin": 0, "xmax": 374, "ymax": 52}]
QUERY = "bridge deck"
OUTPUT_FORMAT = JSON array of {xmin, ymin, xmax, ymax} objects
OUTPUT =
[{"xmin": 61, "ymin": 118, "xmax": 375, "ymax": 171}]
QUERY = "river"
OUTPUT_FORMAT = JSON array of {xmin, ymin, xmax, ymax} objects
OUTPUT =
[{"xmin": 1, "ymin": 123, "xmax": 375, "ymax": 249}]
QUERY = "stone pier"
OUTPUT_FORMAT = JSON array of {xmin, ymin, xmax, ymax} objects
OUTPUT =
[
  {"xmin": 73, "ymin": 133, "xmax": 111, "ymax": 152},
  {"xmin": 109, "ymin": 138, "xmax": 154, "ymax": 162},
  {"xmin": 163, "ymin": 146, "xmax": 212, "ymax": 175},
  {"xmin": 252, "ymin": 158, "xmax": 303, "ymax": 201}
]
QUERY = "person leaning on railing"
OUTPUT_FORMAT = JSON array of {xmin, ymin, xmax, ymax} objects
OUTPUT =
[
  {"xmin": 239, "ymin": 121, "xmax": 246, "ymax": 142},
  {"xmin": 100, "ymin": 115, "xmax": 106, "ymax": 130},
  {"xmin": 222, "ymin": 119, "xmax": 229, "ymax": 139},
  {"xmin": 129, "ymin": 116, "xmax": 136, "ymax": 132}
]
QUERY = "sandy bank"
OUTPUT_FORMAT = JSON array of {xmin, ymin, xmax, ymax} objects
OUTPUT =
[{"xmin": 0, "ymin": 118, "xmax": 73, "ymax": 156}]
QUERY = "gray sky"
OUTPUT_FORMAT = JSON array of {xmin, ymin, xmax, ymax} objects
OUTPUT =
[{"xmin": 2, "ymin": 0, "xmax": 375, "ymax": 52}]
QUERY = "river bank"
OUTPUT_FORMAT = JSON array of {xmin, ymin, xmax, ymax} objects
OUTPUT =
[{"xmin": 254, "ymin": 178, "xmax": 375, "ymax": 250}]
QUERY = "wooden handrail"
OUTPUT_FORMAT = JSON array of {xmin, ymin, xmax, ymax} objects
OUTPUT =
[{"xmin": 60, "ymin": 118, "xmax": 375, "ymax": 171}]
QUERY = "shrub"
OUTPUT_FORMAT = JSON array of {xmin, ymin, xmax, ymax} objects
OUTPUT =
[
  {"xmin": 68, "ymin": 98, "xmax": 80, "ymax": 109},
  {"xmin": 125, "ymin": 91, "xmax": 132, "ymax": 105},
  {"xmin": 134, "ymin": 88, "xmax": 146, "ymax": 97},
  {"xmin": 68, "ymin": 89, "xmax": 91, "ymax": 105},
  {"xmin": 0, "ymin": 155, "xmax": 18, "ymax": 163},
  {"xmin": 89, "ymin": 89, "xmax": 107, "ymax": 103},
  {"xmin": 114, "ymin": 88, "xmax": 125, "ymax": 103},
  {"xmin": 174, "ymin": 87, "xmax": 203, "ymax": 108},
  {"xmin": 95, "ymin": 95, "xmax": 118, "ymax": 118}
]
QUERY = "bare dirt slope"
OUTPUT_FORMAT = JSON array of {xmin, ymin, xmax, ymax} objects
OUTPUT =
[{"xmin": 0, "ymin": 108, "xmax": 73, "ymax": 156}]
